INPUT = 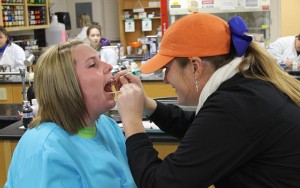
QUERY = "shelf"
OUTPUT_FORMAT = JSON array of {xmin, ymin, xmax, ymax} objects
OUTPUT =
[
  {"xmin": 27, "ymin": 3, "xmax": 46, "ymax": 6},
  {"xmin": 123, "ymin": 17, "xmax": 161, "ymax": 21},
  {"xmin": 123, "ymin": 6, "xmax": 161, "ymax": 10},
  {"xmin": 5, "ymin": 25, "xmax": 49, "ymax": 32},
  {"xmin": 248, "ymin": 27, "xmax": 268, "ymax": 30},
  {"xmin": 1, "ymin": 3, "xmax": 24, "ymax": 5},
  {"xmin": 119, "ymin": 0, "xmax": 162, "ymax": 56},
  {"xmin": 0, "ymin": 0, "xmax": 49, "ymax": 31}
]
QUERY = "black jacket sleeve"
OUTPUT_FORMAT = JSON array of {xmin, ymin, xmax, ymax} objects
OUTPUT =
[{"xmin": 147, "ymin": 101, "xmax": 195, "ymax": 138}]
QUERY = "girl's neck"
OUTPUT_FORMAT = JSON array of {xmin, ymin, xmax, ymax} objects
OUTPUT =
[{"xmin": 91, "ymin": 44, "xmax": 101, "ymax": 51}]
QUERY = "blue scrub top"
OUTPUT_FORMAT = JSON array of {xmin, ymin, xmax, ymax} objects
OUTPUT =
[{"xmin": 5, "ymin": 115, "xmax": 137, "ymax": 188}]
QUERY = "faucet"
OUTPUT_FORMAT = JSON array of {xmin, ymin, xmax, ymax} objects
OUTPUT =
[
  {"xmin": 0, "ymin": 55, "xmax": 35, "ymax": 128},
  {"xmin": 0, "ymin": 64, "xmax": 12, "ymax": 80},
  {"xmin": 19, "ymin": 67, "xmax": 27, "ymax": 101}
]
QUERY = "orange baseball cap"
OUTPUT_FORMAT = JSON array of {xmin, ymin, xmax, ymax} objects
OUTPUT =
[{"xmin": 140, "ymin": 12, "xmax": 231, "ymax": 74}]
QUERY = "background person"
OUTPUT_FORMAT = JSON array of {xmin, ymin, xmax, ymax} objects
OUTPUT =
[
  {"xmin": 268, "ymin": 33, "xmax": 300, "ymax": 68},
  {"xmin": 0, "ymin": 26, "xmax": 26, "ymax": 73},
  {"xmin": 5, "ymin": 41, "xmax": 136, "ymax": 188},
  {"xmin": 74, "ymin": 13, "xmax": 92, "ymax": 42},
  {"xmin": 87, "ymin": 24, "xmax": 118, "ymax": 65},
  {"xmin": 115, "ymin": 13, "xmax": 300, "ymax": 188}
]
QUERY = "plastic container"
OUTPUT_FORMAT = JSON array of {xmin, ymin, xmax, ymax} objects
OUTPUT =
[
  {"xmin": 45, "ymin": 15, "xmax": 67, "ymax": 47},
  {"xmin": 292, "ymin": 61, "xmax": 299, "ymax": 71},
  {"xmin": 130, "ymin": 62, "xmax": 141, "ymax": 78},
  {"xmin": 31, "ymin": 98, "xmax": 39, "ymax": 118}
]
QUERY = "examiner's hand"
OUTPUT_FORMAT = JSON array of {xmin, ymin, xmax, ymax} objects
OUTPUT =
[
  {"xmin": 114, "ymin": 70, "xmax": 152, "ymax": 109},
  {"xmin": 117, "ymin": 76, "xmax": 146, "ymax": 138},
  {"xmin": 114, "ymin": 70, "xmax": 143, "ymax": 90}
]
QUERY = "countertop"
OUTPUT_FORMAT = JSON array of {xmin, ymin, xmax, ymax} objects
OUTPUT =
[
  {"xmin": 1, "ymin": 68, "xmax": 299, "ymax": 84},
  {"xmin": 286, "ymin": 69, "xmax": 300, "ymax": 80},
  {"xmin": 0, "ymin": 76, "xmax": 31, "ymax": 84},
  {"xmin": 0, "ymin": 104, "xmax": 22, "ymax": 121},
  {"xmin": 0, "ymin": 74, "xmax": 163, "ymax": 83},
  {"xmin": 0, "ymin": 119, "xmax": 180, "ymax": 142},
  {"xmin": 0, "ymin": 103, "xmax": 182, "ymax": 142}
]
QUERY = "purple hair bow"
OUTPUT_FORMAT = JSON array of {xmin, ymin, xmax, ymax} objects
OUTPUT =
[{"xmin": 228, "ymin": 16, "xmax": 253, "ymax": 57}]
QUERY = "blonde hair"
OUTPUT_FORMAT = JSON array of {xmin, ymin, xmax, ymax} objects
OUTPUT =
[
  {"xmin": 202, "ymin": 41, "xmax": 300, "ymax": 106},
  {"xmin": 79, "ymin": 13, "xmax": 92, "ymax": 27},
  {"xmin": 240, "ymin": 42, "xmax": 300, "ymax": 106},
  {"xmin": 30, "ymin": 40, "xmax": 90, "ymax": 134}
]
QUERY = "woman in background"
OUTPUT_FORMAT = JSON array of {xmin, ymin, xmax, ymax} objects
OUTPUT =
[
  {"xmin": 268, "ymin": 33, "xmax": 300, "ymax": 68},
  {"xmin": 74, "ymin": 13, "xmax": 92, "ymax": 42},
  {"xmin": 87, "ymin": 24, "xmax": 118, "ymax": 65},
  {"xmin": 5, "ymin": 41, "xmax": 136, "ymax": 188},
  {"xmin": 0, "ymin": 26, "xmax": 26, "ymax": 73}
]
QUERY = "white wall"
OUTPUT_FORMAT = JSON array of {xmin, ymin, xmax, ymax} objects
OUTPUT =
[
  {"xmin": 281, "ymin": 0, "xmax": 300, "ymax": 36},
  {"xmin": 51, "ymin": 0, "xmax": 120, "ymax": 41},
  {"xmin": 269, "ymin": 0, "xmax": 280, "ymax": 43}
]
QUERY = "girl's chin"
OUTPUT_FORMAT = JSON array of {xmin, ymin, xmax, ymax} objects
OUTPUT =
[
  {"xmin": 108, "ymin": 100, "xmax": 116, "ymax": 107},
  {"xmin": 102, "ymin": 98, "xmax": 116, "ymax": 111},
  {"xmin": 106, "ymin": 93, "xmax": 117, "ymax": 103}
]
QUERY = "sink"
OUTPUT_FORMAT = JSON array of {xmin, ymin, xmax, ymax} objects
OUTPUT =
[
  {"xmin": 0, "ymin": 104, "xmax": 23, "ymax": 129},
  {"xmin": 0, "ymin": 119, "xmax": 19, "ymax": 129}
]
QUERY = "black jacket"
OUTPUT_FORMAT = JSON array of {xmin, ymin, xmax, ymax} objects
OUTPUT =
[{"xmin": 126, "ymin": 73, "xmax": 300, "ymax": 188}]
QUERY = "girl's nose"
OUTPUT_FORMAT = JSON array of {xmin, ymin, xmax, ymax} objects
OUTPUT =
[{"xmin": 103, "ymin": 61, "xmax": 113, "ymax": 74}]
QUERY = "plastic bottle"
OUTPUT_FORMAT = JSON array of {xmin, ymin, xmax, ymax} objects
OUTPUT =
[
  {"xmin": 31, "ymin": 98, "xmax": 39, "ymax": 118},
  {"xmin": 292, "ymin": 61, "xmax": 298, "ymax": 71},
  {"xmin": 130, "ymin": 62, "xmax": 141, "ymax": 78},
  {"xmin": 22, "ymin": 101, "xmax": 33, "ymax": 129},
  {"xmin": 45, "ymin": 15, "xmax": 67, "ymax": 47}
]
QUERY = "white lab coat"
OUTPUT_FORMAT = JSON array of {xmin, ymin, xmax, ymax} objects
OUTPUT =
[
  {"xmin": 268, "ymin": 36, "xmax": 300, "ymax": 63},
  {"xmin": 74, "ymin": 26, "xmax": 89, "ymax": 43},
  {"xmin": 99, "ymin": 48, "xmax": 118, "ymax": 66},
  {"xmin": 0, "ymin": 43, "xmax": 26, "ymax": 72}
]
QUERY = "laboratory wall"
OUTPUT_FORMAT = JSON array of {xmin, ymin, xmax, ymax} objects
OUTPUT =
[
  {"xmin": 49, "ymin": 0, "xmax": 300, "ymax": 41},
  {"xmin": 281, "ymin": 0, "xmax": 300, "ymax": 36},
  {"xmin": 51, "ymin": 0, "xmax": 120, "ymax": 41}
]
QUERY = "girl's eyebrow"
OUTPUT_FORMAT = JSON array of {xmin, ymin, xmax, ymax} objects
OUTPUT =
[{"xmin": 83, "ymin": 55, "xmax": 97, "ymax": 64}]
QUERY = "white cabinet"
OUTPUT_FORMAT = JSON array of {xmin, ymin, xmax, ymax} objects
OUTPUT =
[{"xmin": 166, "ymin": 0, "xmax": 280, "ymax": 43}]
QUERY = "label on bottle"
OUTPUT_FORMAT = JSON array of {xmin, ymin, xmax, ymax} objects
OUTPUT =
[
  {"xmin": 23, "ymin": 112, "xmax": 33, "ymax": 118},
  {"xmin": 22, "ymin": 111, "xmax": 33, "ymax": 128},
  {"xmin": 62, "ymin": 31, "xmax": 67, "ymax": 43}
]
